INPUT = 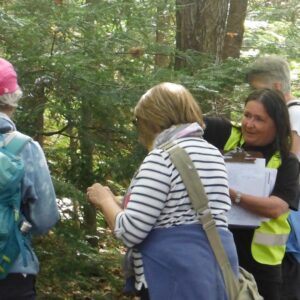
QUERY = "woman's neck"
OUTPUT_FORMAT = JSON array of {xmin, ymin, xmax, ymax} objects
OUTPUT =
[
  {"xmin": 0, "ymin": 106, "xmax": 15, "ymax": 117},
  {"xmin": 243, "ymin": 142, "xmax": 277, "ymax": 163}
]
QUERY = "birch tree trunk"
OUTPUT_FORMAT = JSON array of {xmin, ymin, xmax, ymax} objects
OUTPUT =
[{"xmin": 222, "ymin": 0, "xmax": 248, "ymax": 59}]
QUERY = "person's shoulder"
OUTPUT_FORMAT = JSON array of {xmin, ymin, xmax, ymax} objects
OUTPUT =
[
  {"xmin": 204, "ymin": 115, "xmax": 233, "ymax": 132},
  {"xmin": 204, "ymin": 115, "xmax": 231, "ymax": 125},
  {"xmin": 203, "ymin": 116, "xmax": 233, "ymax": 149},
  {"xmin": 21, "ymin": 137, "xmax": 43, "ymax": 153},
  {"xmin": 19, "ymin": 135, "xmax": 48, "ymax": 165},
  {"xmin": 176, "ymin": 135, "xmax": 219, "ymax": 150},
  {"xmin": 281, "ymin": 152, "xmax": 299, "ymax": 170},
  {"xmin": 286, "ymin": 152, "xmax": 299, "ymax": 162},
  {"xmin": 144, "ymin": 147, "xmax": 168, "ymax": 163},
  {"xmin": 287, "ymin": 100, "xmax": 300, "ymax": 110}
]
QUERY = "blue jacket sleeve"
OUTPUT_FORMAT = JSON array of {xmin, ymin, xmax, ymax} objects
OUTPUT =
[{"xmin": 20, "ymin": 139, "xmax": 60, "ymax": 235}]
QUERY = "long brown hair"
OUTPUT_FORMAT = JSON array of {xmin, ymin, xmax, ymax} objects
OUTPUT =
[{"xmin": 245, "ymin": 88, "xmax": 292, "ymax": 157}]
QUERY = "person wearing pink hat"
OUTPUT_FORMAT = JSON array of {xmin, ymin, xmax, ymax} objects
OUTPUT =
[
  {"xmin": 0, "ymin": 58, "xmax": 22, "ymax": 108},
  {"xmin": 0, "ymin": 58, "xmax": 59, "ymax": 299}
]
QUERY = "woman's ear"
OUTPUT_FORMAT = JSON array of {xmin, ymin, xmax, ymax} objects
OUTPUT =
[
  {"xmin": 137, "ymin": 119, "xmax": 161, "ymax": 151},
  {"xmin": 273, "ymin": 82, "xmax": 283, "ymax": 92}
]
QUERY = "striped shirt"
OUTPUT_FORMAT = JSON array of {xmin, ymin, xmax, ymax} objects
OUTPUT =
[{"xmin": 114, "ymin": 137, "xmax": 231, "ymax": 289}]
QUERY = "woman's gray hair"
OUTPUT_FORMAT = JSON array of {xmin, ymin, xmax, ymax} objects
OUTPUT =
[{"xmin": 0, "ymin": 87, "xmax": 23, "ymax": 107}]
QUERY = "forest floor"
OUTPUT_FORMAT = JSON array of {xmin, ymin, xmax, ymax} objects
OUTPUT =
[{"xmin": 34, "ymin": 222, "xmax": 136, "ymax": 300}]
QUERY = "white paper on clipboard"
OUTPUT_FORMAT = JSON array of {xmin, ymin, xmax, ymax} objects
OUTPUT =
[{"xmin": 225, "ymin": 157, "xmax": 277, "ymax": 227}]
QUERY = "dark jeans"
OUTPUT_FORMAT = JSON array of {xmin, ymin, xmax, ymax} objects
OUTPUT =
[
  {"xmin": 256, "ymin": 278, "xmax": 281, "ymax": 300},
  {"xmin": 280, "ymin": 253, "xmax": 300, "ymax": 300},
  {"xmin": 0, "ymin": 273, "xmax": 36, "ymax": 300},
  {"xmin": 139, "ymin": 287, "xmax": 150, "ymax": 300}
]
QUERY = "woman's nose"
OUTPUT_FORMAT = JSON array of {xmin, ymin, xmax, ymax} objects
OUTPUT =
[{"xmin": 245, "ymin": 118, "xmax": 255, "ymax": 128}]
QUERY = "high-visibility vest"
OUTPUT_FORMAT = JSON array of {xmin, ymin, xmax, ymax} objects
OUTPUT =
[{"xmin": 224, "ymin": 125, "xmax": 290, "ymax": 265}]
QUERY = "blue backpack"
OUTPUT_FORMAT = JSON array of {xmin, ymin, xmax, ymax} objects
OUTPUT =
[
  {"xmin": 286, "ymin": 210, "xmax": 300, "ymax": 262},
  {"xmin": 0, "ymin": 131, "xmax": 31, "ymax": 279}
]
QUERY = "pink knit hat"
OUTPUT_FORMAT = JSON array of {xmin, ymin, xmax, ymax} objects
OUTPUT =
[{"xmin": 0, "ymin": 58, "xmax": 18, "ymax": 96}]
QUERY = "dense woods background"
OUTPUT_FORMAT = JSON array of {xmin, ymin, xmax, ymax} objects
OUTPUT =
[{"xmin": 1, "ymin": 0, "xmax": 300, "ymax": 299}]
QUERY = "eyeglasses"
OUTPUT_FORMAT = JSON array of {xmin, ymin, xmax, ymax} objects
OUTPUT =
[{"xmin": 132, "ymin": 117, "xmax": 138, "ymax": 127}]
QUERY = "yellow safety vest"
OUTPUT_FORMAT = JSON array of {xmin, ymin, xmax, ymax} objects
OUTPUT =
[{"xmin": 224, "ymin": 126, "xmax": 290, "ymax": 265}]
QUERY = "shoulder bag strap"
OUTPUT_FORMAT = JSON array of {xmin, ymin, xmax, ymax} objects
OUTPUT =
[
  {"xmin": 161, "ymin": 141, "xmax": 239, "ymax": 300},
  {"xmin": 3, "ymin": 131, "xmax": 31, "ymax": 155}
]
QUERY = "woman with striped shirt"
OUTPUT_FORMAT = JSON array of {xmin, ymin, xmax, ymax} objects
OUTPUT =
[{"xmin": 87, "ymin": 82, "xmax": 239, "ymax": 300}]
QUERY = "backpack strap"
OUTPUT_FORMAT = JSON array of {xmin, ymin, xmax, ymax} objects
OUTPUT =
[
  {"xmin": 2, "ymin": 132, "xmax": 32, "ymax": 155},
  {"xmin": 0, "ymin": 132, "xmax": 32, "ymax": 270}
]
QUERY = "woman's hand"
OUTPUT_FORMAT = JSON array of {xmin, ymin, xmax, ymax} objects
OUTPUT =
[
  {"xmin": 87, "ymin": 183, "xmax": 115, "ymax": 209},
  {"xmin": 229, "ymin": 188, "xmax": 239, "ymax": 203},
  {"xmin": 86, "ymin": 183, "xmax": 122, "ymax": 230}
]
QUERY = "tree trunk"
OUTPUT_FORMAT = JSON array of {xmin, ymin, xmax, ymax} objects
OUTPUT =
[
  {"xmin": 222, "ymin": 0, "xmax": 248, "ymax": 59},
  {"xmin": 79, "ymin": 100, "xmax": 98, "ymax": 247},
  {"xmin": 175, "ymin": 0, "xmax": 230, "ymax": 69},
  {"xmin": 155, "ymin": 0, "xmax": 171, "ymax": 67},
  {"xmin": 31, "ymin": 84, "xmax": 47, "ymax": 147}
]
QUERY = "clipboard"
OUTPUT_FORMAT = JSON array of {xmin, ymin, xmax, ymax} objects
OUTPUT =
[
  {"xmin": 223, "ymin": 149, "xmax": 275, "ymax": 227},
  {"xmin": 223, "ymin": 148, "xmax": 263, "ymax": 163}
]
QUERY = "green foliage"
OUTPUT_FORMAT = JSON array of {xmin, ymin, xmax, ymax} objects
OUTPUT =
[
  {"xmin": 245, "ymin": 0, "xmax": 300, "ymax": 59},
  {"xmin": 54, "ymin": 179, "xmax": 85, "ymax": 203},
  {"xmin": 244, "ymin": 0, "xmax": 300, "ymax": 97},
  {"xmin": 175, "ymin": 57, "xmax": 251, "ymax": 118},
  {"xmin": 1, "ymin": 0, "xmax": 153, "ymax": 190},
  {"xmin": 34, "ymin": 222, "xmax": 128, "ymax": 299},
  {"xmin": 2, "ymin": 0, "xmax": 298, "ymax": 194},
  {"xmin": 1, "ymin": 0, "xmax": 300, "ymax": 298}
]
